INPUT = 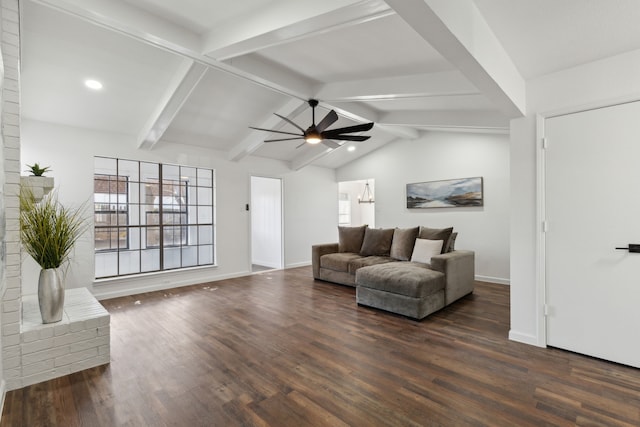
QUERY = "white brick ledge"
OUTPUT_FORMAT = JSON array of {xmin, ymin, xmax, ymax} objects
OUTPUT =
[{"xmin": 17, "ymin": 288, "xmax": 111, "ymax": 388}]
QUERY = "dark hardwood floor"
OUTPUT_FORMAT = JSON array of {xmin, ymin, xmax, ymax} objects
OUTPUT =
[{"xmin": 3, "ymin": 266, "xmax": 640, "ymax": 426}]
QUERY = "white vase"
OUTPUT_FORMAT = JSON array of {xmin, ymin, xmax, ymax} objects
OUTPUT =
[{"xmin": 38, "ymin": 268, "xmax": 64, "ymax": 323}]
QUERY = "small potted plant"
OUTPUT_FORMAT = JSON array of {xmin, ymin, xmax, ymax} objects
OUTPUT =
[
  {"xmin": 25, "ymin": 163, "xmax": 52, "ymax": 176},
  {"xmin": 21, "ymin": 162, "xmax": 54, "ymax": 202},
  {"xmin": 19, "ymin": 187, "xmax": 87, "ymax": 323}
]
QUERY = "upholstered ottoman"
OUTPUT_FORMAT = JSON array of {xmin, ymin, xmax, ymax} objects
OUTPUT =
[{"xmin": 355, "ymin": 262, "xmax": 446, "ymax": 320}]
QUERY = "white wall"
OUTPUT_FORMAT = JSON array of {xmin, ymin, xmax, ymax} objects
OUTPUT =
[
  {"xmin": 509, "ymin": 48, "xmax": 640, "ymax": 346},
  {"xmin": 251, "ymin": 176, "xmax": 282, "ymax": 269},
  {"xmin": 337, "ymin": 131, "xmax": 510, "ymax": 283},
  {"xmin": 21, "ymin": 119, "xmax": 337, "ymax": 298}
]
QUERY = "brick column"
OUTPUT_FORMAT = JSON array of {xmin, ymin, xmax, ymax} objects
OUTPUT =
[{"xmin": 1, "ymin": 0, "xmax": 22, "ymax": 391}]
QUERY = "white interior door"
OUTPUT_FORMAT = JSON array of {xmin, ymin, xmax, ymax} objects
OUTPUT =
[
  {"xmin": 251, "ymin": 176, "xmax": 283, "ymax": 270},
  {"xmin": 545, "ymin": 100, "xmax": 640, "ymax": 368}
]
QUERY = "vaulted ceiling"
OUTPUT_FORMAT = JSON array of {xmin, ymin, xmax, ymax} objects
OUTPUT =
[{"xmin": 20, "ymin": 0, "xmax": 640, "ymax": 169}]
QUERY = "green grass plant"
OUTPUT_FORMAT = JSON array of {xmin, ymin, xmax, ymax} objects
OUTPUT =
[{"xmin": 19, "ymin": 187, "xmax": 87, "ymax": 270}]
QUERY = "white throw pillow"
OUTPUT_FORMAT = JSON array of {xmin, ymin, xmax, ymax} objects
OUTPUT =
[{"xmin": 410, "ymin": 239, "xmax": 443, "ymax": 264}]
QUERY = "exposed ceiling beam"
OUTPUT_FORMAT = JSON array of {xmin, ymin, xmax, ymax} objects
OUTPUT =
[
  {"xmin": 228, "ymin": 98, "xmax": 308, "ymax": 162},
  {"xmin": 324, "ymin": 101, "xmax": 419, "ymax": 140},
  {"xmin": 316, "ymin": 70, "xmax": 478, "ymax": 102},
  {"xmin": 138, "ymin": 59, "xmax": 208, "ymax": 150},
  {"xmin": 386, "ymin": 0, "xmax": 526, "ymax": 118},
  {"xmin": 374, "ymin": 124, "xmax": 421, "ymax": 140},
  {"xmin": 202, "ymin": 0, "xmax": 392, "ymax": 60},
  {"xmin": 380, "ymin": 110, "xmax": 509, "ymax": 131}
]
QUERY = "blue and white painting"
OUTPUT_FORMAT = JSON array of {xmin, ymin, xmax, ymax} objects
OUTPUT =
[{"xmin": 406, "ymin": 177, "xmax": 483, "ymax": 208}]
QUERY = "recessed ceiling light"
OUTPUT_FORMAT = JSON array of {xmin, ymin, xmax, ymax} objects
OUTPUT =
[
  {"xmin": 84, "ymin": 79, "xmax": 103, "ymax": 90},
  {"xmin": 347, "ymin": 146, "xmax": 356, "ymax": 152}
]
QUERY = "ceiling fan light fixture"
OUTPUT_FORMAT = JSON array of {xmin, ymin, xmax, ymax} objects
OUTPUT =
[{"xmin": 305, "ymin": 130, "xmax": 322, "ymax": 144}]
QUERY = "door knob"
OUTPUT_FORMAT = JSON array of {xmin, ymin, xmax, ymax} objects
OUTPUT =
[{"xmin": 615, "ymin": 244, "xmax": 640, "ymax": 253}]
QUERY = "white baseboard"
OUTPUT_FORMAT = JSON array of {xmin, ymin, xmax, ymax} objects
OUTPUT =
[
  {"xmin": 475, "ymin": 275, "xmax": 510, "ymax": 285},
  {"xmin": 509, "ymin": 330, "xmax": 545, "ymax": 347},
  {"xmin": 92, "ymin": 270, "xmax": 251, "ymax": 300},
  {"xmin": 285, "ymin": 261, "xmax": 311, "ymax": 269},
  {"xmin": 252, "ymin": 260, "xmax": 280, "ymax": 269}
]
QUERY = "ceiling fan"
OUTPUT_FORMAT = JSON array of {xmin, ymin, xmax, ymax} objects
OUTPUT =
[{"xmin": 250, "ymin": 99, "xmax": 374, "ymax": 149}]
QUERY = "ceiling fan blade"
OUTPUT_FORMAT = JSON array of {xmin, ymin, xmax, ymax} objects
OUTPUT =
[
  {"xmin": 249, "ymin": 126, "xmax": 302, "ymax": 137},
  {"xmin": 321, "ymin": 139, "xmax": 341, "ymax": 149},
  {"xmin": 274, "ymin": 113, "xmax": 305, "ymax": 132},
  {"xmin": 324, "ymin": 135, "xmax": 370, "ymax": 142},
  {"xmin": 322, "ymin": 122, "xmax": 374, "ymax": 137},
  {"xmin": 296, "ymin": 142, "xmax": 307, "ymax": 149},
  {"xmin": 316, "ymin": 110, "xmax": 338, "ymax": 133},
  {"xmin": 264, "ymin": 137, "xmax": 304, "ymax": 143}
]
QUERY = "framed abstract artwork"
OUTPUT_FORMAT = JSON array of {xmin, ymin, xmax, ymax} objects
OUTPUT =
[{"xmin": 406, "ymin": 177, "xmax": 483, "ymax": 208}]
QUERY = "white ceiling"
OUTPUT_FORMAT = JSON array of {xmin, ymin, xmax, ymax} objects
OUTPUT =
[{"xmin": 20, "ymin": 0, "xmax": 640, "ymax": 170}]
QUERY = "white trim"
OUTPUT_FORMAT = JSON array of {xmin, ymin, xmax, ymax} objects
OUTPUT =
[
  {"xmin": 285, "ymin": 261, "xmax": 311, "ymax": 269},
  {"xmin": 508, "ymin": 330, "xmax": 543, "ymax": 347},
  {"xmin": 475, "ymin": 275, "xmax": 510, "ymax": 285},
  {"xmin": 542, "ymin": 92, "xmax": 640, "ymax": 119},
  {"xmin": 535, "ymin": 114, "xmax": 548, "ymax": 347},
  {"xmin": 92, "ymin": 270, "xmax": 249, "ymax": 300}
]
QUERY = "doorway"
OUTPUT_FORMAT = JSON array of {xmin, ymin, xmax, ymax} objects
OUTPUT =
[
  {"xmin": 250, "ymin": 176, "xmax": 283, "ymax": 272},
  {"xmin": 544, "ymin": 100, "xmax": 640, "ymax": 368},
  {"xmin": 338, "ymin": 179, "xmax": 375, "ymax": 227}
]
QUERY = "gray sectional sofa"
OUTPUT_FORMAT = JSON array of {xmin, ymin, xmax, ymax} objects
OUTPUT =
[{"xmin": 312, "ymin": 225, "xmax": 475, "ymax": 320}]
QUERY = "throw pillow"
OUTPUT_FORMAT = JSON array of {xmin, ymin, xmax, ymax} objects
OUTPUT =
[
  {"xmin": 410, "ymin": 239, "xmax": 444, "ymax": 264},
  {"xmin": 389, "ymin": 227, "xmax": 420, "ymax": 261},
  {"xmin": 359, "ymin": 228, "xmax": 395, "ymax": 256},
  {"xmin": 338, "ymin": 225, "xmax": 368, "ymax": 253},
  {"xmin": 444, "ymin": 232, "xmax": 458, "ymax": 253},
  {"xmin": 418, "ymin": 226, "xmax": 453, "ymax": 254}
]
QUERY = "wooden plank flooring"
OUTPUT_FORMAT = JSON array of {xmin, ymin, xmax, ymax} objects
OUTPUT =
[{"xmin": 3, "ymin": 266, "xmax": 640, "ymax": 426}]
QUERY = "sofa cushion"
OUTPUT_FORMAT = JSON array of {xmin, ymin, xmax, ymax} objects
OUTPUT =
[
  {"xmin": 418, "ymin": 226, "xmax": 453, "ymax": 254},
  {"xmin": 320, "ymin": 252, "xmax": 363, "ymax": 271},
  {"xmin": 348, "ymin": 256, "xmax": 396, "ymax": 274},
  {"xmin": 411, "ymin": 238, "xmax": 443, "ymax": 265},
  {"xmin": 356, "ymin": 262, "xmax": 445, "ymax": 298},
  {"xmin": 389, "ymin": 227, "xmax": 420, "ymax": 261},
  {"xmin": 338, "ymin": 225, "xmax": 367, "ymax": 253},
  {"xmin": 360, "ymin": 228, "xmax": 395, "ymax": 256}
]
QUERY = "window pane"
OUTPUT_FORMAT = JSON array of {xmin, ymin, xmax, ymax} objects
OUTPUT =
[
  {"xmin": 119, "ymin": 160, "xmax": 139, "ymax": 181},
  {"xmin": 95, "ymin": 157, "xmax": 116, "ymax": 175},
  {"xmin": 199, "ymin": 245, "xmax": 213, "ymax": 265},
  {"xmin": 182, "ymin": 246, "xmax": 198, "ymax": 267},
  {"xmin": 163, "ymin": 164, "xmax": 180, "ymax": 181},
  {"xmin": 181, "ymin": 166, "xmax": 197, "ymax": 184},
  {"xmin": 140, "ymin": 162, "xmax": 159, "ymax": 181},
  {"xmin": 198, "ymin": 225, "xmax": 212, "ymax": 244},
  {"xmin": 95, "ymin": 227, "xmax": 114, "ymax": 250},
  {"xmin": 164, "ymin": 247, "xmax": 181, "ymax": 269},
  {"xmin": 198, "ymin": 206, "xmax": 212, "ymax": 223},
  {"xmin": 197, "ymin": 169, "xmax": 212, "ymax": 187},
  {"xmin": 146, "ymin": 226, "xmax": 160, "ymax": 247},
  {"xmin": 141, "ymin": 248, "xmax": 160, "ymax": 272},
  {"xmin": 119, "ymin": 250, "xmax": 140, "ymax": 275},
  {"xmin": 197, "ymin": 187, "xmax": 212, "ymax": 205},
  {"xmin": 95, "ymin": 251, "xmax": 118, "ymax": 277}
]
